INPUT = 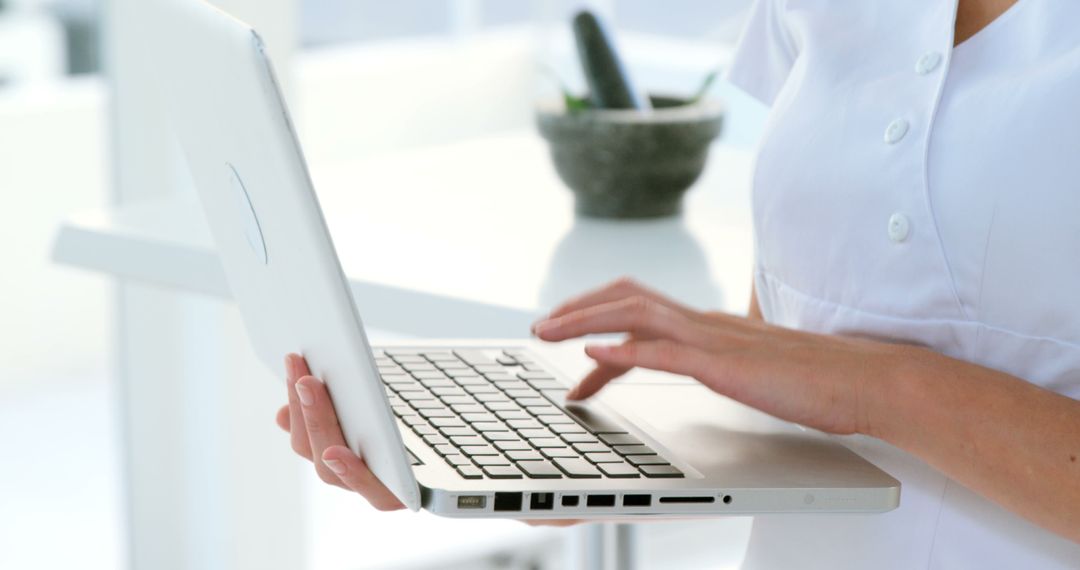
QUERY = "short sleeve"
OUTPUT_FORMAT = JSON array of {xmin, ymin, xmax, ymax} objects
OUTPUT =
[{"xmin": 724, "ymin": 0, "xmax": 799, "ymax": 106}]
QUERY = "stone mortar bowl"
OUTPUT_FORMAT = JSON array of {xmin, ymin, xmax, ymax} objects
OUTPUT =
[{"xmin": 537, "ymin": 95, "xmax": 724, "ymax": 218}]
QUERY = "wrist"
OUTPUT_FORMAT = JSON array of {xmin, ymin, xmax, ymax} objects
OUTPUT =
[{"xmin": 857, "ymin": 344, "xmax": 935, "ymax": 442}]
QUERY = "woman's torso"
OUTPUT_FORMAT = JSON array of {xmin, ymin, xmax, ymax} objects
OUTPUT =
[{"xmin": 725, "ymin": 0, "xmax": 1080, "ymax": 567}]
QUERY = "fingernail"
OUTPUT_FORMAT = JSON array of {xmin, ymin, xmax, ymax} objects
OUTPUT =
[
  {"xmin": 533, "ymin": 320, "xmax": 555, "ymax": 335},
  {"xmin": 295, "ymin": 382, "xmax": 314, "ymax": 406},
  {"xmin": 584, "ymin": 345, "xmax": 606, "ymax": 357},
  {"xmin": 323, "ymin": 457, "xmax": 346, "ymax": 475}
]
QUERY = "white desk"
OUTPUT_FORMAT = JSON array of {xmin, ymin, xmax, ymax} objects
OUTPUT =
[
  {"xmin": 53, "ymin": 131, "xmax": 756, "ymax": 569},
  {"xmin": 55, "ymin": 131, "xmax": 755, "ymax": 327}
]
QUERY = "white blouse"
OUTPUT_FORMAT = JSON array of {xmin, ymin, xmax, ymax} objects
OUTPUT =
[{"xmin": 725, "ymin": 0, "xmax": 1080, "ymax": 568}]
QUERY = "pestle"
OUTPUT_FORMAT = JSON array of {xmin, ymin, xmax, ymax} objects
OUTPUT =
[{"xmin": 572, "ymin": 10, "xmax": 651, "ymax": 111}]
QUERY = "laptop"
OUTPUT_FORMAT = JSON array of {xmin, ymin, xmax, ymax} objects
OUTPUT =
[{"xmin": 153, "ymin": 0, "xmax": 900, "ymax": 518}]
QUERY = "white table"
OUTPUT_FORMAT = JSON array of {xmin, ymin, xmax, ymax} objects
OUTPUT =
[{"xmin": 53, "ymin": 131, "xmax": 757, "ymax": 569}]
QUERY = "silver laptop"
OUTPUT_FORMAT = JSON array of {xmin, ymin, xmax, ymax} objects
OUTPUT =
[{"xmin": 153, "ymin": 0, "xmax": 900, "ymax": 518}]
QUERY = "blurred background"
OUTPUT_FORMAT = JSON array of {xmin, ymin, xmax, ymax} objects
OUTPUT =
[{"xmin": 0, "ymin": 0, "xmax": 768, "ymax": 568}]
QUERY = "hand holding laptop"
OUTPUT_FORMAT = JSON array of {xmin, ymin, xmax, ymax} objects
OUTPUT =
[{"xmin": 277, "ymin": 353, "xmax": 405, "ymax": 512}]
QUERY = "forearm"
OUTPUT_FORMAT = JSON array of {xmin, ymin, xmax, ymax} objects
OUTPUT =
[{"xmin": 866, "ymin": 347, "xmax": 1080, "ymax": 542}]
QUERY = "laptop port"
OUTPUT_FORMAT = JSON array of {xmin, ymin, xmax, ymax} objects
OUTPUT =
[
  {"xmin": 586, "ymin": 494, "xmax": 616, "ymax": 507},
  {"xmin": 457, "ymin": 495, "xmax": 486, "ymax": 509},
  {"xmin": 622, "ymin": 494, "xmax": 651, "ymax": 507},
  {"xmin": 493, "ymin": 492, "xmax": 523, "ymax": 512},
  {"xmin": 561, "ymin": 495, "xmax": 580, "ymax": 507},
  {"xmin": 723, "ymin": 495, "xmax": 733, "ymax": 504},
  {"xmin": 530, "ymin": 493, "xmax": 554, "ymax": 511},
  {"xmin": 658, "ymin": 496, "xmax": 716, "ymax": 504}
]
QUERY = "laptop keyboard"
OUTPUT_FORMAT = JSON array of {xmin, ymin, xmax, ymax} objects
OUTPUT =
[{"xmin": 377, "ymin": 348, "xmax": 684, "ymax": 481}]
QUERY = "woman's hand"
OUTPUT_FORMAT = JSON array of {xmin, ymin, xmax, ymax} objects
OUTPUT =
[
  {"xmin": 532, "ymin": 278, "xmax": 909, "ymax": 437},
  {"xmin": 276, "ymin": 354, "xmax": 405, "ymax": 511}
]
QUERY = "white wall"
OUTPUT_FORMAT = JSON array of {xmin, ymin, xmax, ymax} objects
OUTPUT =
[{"xmin": 0, "ymin": 79, "xmax": 110, "ymax": 389}]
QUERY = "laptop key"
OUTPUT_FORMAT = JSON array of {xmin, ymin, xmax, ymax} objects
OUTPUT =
[
  {"xmin": 530, "ymin": 438, "xmax": 565, "ymax": 448},
  {"xmin": 409, "ymin": 399, "xmax": 445, "ymax": 409},
  {"xmin": 598, "ymin": 463, "xmax": 641, "ymax": 478},
  {"xmin": 527, "ymin": 406, "xmax": 565, "ymax": 417},
  {"xmin": 399, "ymin": 391, "xmax": 436, "ymax": 403},
  {"xmin": 538, "ymin": 415, "xmax": 576, "ymax": 425},
  {"xmin": 461, "ymin": 412, "xmax": 499, "ymax": 423},
  {"xmin": 517, "ymin": 371, "xmax": 556, "ymax": 381},
  {"xmin": 541, "ymin": 447, "xmax": 579, "ymax": 459},
  {"xmin": 517, "ymin": 461, "xmax": 564, "ymax": 479},
  {"xmin": 482, "ymin": 465, "xmax": 523, "ymax": 479},
  {"xmin": 627, "ymin": 455, "xmax": 669, "ymax": 466},
  {"xmin": 506, "ymin": 419, "xmax": 542, "ymax": 430},
  {"xmin": 430, "ymin": 417, "xmax": 466, "ymax": 428},
  {"xmin": 399, "ymin": 415, "xmax": 425, "ymax": 427},
  {"xmin": 439, "ymin": 426, "xmax": 477, "ymax": 437},
  {"xmin": 460, "ymin": 445, "xmax": 499, "ymax": 456},
  {"xmin": 456, "ymin": 465, "xmax": 483, "ymax": 480},
  {"xmin": 485, "ymin": 401, "xmax": 521, "ymax": 411},
  {"xmin": 550, "ymin": 423, "xmax": 588, "ymax": 435},
  {"xmin": 412, "ymin": 425, "xmax": 438, "ymax": 436},
  {"xmin": 469, "ymin": 388, "xmax": 504, "ymax": 398},
  {"xmin": 450, "ymin": 436, "xmax": 487, "ymax": 447},
  {"xmin": 443, "ymin": 454, "xmax": 471, "ymax": 466},
  {"xmin": 479, "ymin": 429, "xmax": 516, "ymax": 442},
  {"xmin": 517, "ymin": 428, "xmax": 555, "ymax": 439},
  {"xmin": 455, "ymin": 350, "xmax": 497, "ymax": 366},
  {"xmin": 434, "ymin": 444, "xmax": 457, "ymax": 456},
  {"xmin": 472, "ymin": 421, "xmax": 508, "ymax": 432},
  {"xmin": 418, "ymin": 408, "xmax": 455, "ymax": 418},
  {"xmin": 441, "ymin": 395, "xmax": 477, "ymax": 405},
  {"xmin": 494, "ymin": 439, "xmax": 533, "ymax": 451},
  {"xmin": 640, "ymin": 465, "xmax": 684, "ymax": 478},
  {"xmin": 450, "ymin": 404, "xmax": 486, "ymax": 414},
  {"xmin": 472, "ymin": 455, "xmax": 512, "ymax": 467},
  {"xmin": 553, "ymin": 458, "xmax": 602, "ymax": 478},
  {"xmin": 561, "ymin": 433, "xmax": 599, "ymax": 444},
  {"xmin": 495, "ymin": 410, "xmax": 532, "ymax": 420},
  {"xmin": 612, "ymin": 445, "xmax": 653, "ymax": 456},
  {"xmin": 430, "ymin": 386, "xmax": 467, "ymax": 397},
  {"xmin": 505, "ymin": 390, "xmax": 541, "ymax": 401},
  {"xmin": 506, "ymin": 450, "xmax": 543, "ymax": 461},
  {"xmin": 422, "ymin": 434, "xmax": 449, "ymax": 446},
  {"xmin": 481, "ymin": 431, "xmax": 519, "ymax": 441},
  {"xmin": 572, "ymin": 442, "xmax": 611, "ymax": 454},
  {"xmin": 528, "ymin": 380, "xmax": 566, "ymax": 390},
  {"xmin": 583, "ymin": 452, "xmax": 623, "ymax": 464},
  {"xmin": 599, "ymin": 433, "xmax": 643, "ymax": 446}
]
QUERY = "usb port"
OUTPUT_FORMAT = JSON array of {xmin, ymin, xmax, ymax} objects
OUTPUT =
[
  {"xmin": 622, "ymin": 494, "xmax": 651, "ymax": 507},
  {"xmin": 586, "ymin": 494, "xmax": 616, "ymax": 507},
  {"xmin": 493, "ymin": 492, "xmax": 523, "ymax": 512}
]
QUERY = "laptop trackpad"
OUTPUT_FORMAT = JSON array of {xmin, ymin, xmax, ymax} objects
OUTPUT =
[{"xmin": 599, "ymin": 384, "xmax": 848, "ymax": 483}]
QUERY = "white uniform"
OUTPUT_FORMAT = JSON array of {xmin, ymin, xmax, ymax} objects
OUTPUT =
[{"xmin": 725, "ymin": 0, "xmax": 1080, "ymax": 567}]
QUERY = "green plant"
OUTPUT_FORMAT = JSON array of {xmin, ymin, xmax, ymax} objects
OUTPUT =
[{"xmin": 539, "ymin": 64, "xmax": 723, "ymax": 111}]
